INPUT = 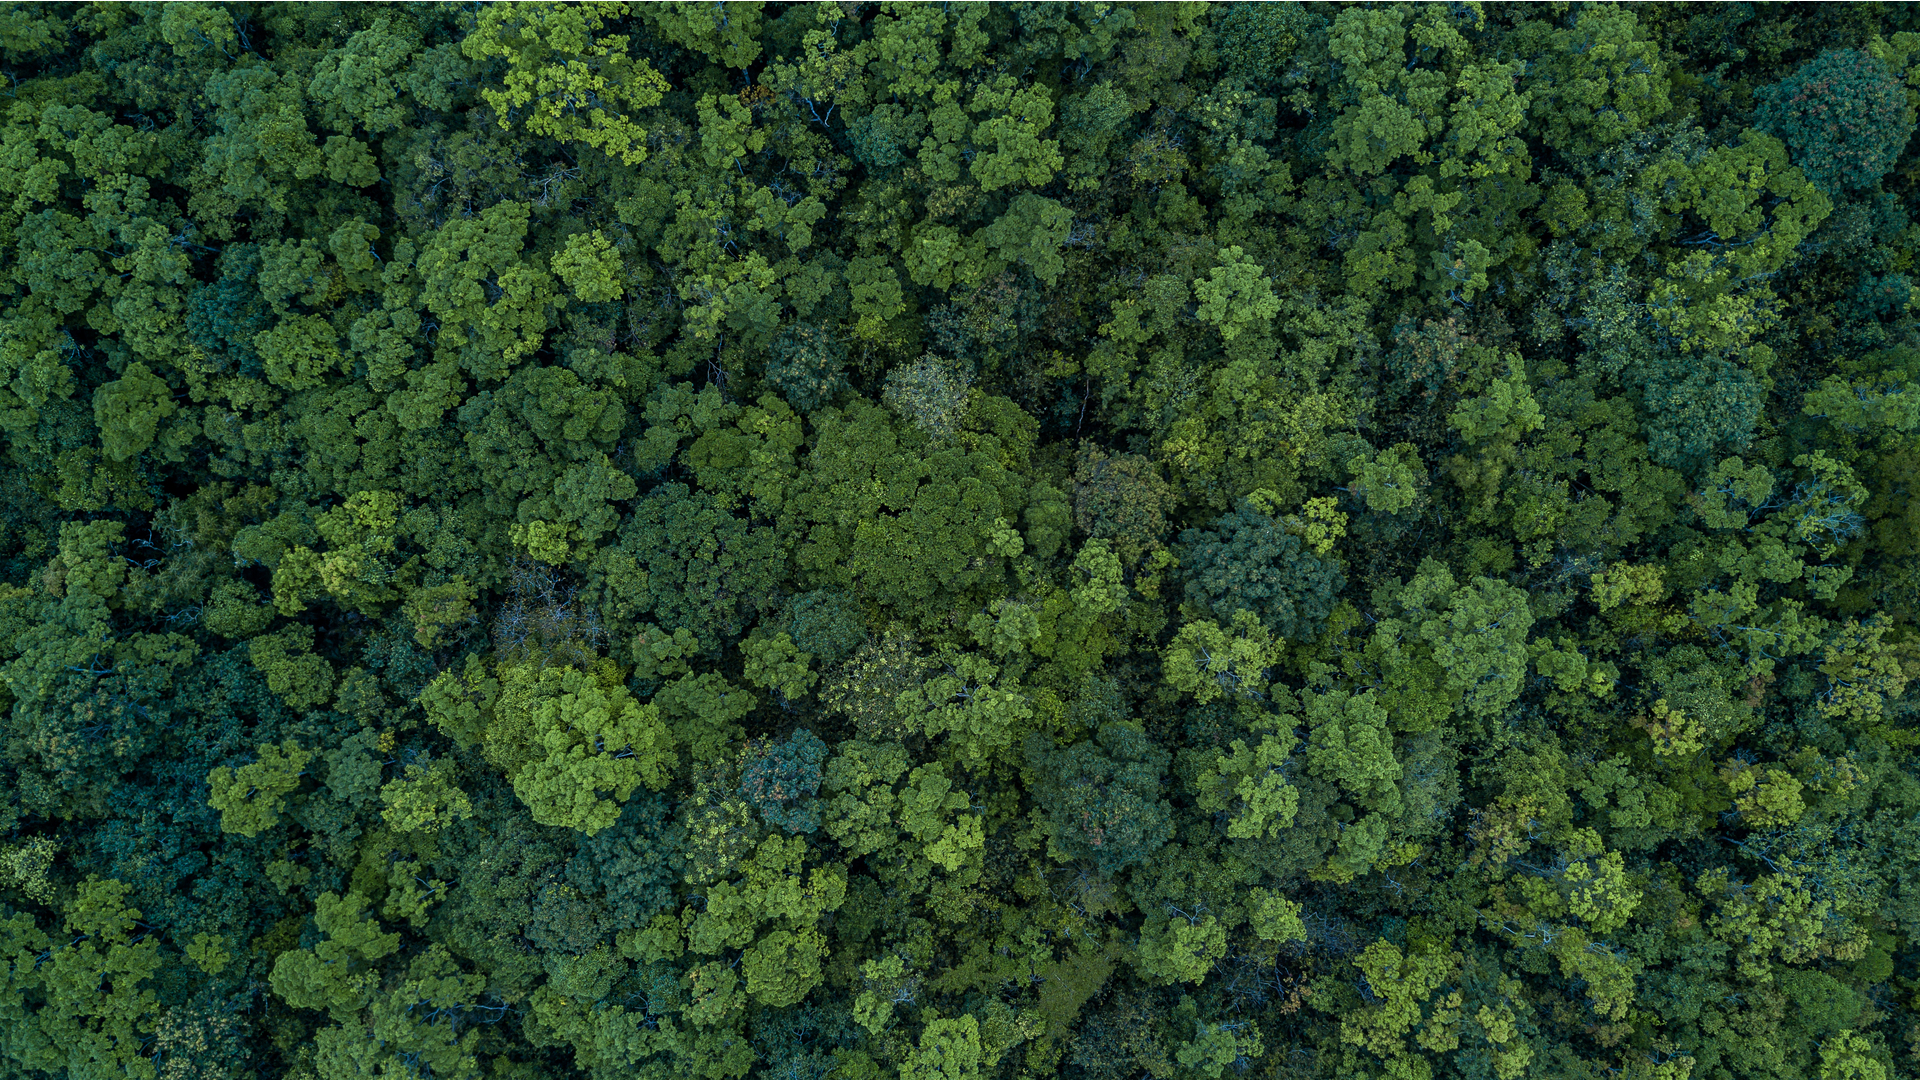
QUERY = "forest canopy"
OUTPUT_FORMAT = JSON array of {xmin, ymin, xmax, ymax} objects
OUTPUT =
[{"xmin": 3, "ymin": 3, "xmax": 1920, "ymax": 1080}]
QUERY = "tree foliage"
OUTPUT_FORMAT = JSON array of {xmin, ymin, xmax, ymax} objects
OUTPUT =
[{"xmin": 3, "ymin": 6, "xmax": 1920, "ymax": 1080}]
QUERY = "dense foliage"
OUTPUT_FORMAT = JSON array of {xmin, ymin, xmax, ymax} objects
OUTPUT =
[{"xmin": 4, "ymin": 4, "xmax": 1920, "ymax": 1080}]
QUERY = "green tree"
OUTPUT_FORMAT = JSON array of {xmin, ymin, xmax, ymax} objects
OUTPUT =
[
  {"xmin": 270, "ymin": 890, "xmax": 402, "ymax": 1021},
  {"xmin": 415, "ymin": 199, "xmax": 557, "ymax": 381},
  {"xmin": 1366, "ymin": 558, "xmax": 1536, "ymax": 724},
  {"xmin": 550, "ymin": 229, "xmax": 625, "ymax": 302},
  {"xmin": 1137, "ymin": 912, "xmax": 1229, "ymax": 986},
  {"xmin": 1755, "ymin": 48, "xmax": 1916, "ymax": 197},
  {"xmin": 590, "ymin": 482, "xmax": 783, "ymax": 647},
  {"xmin": 92, "ymin": 361, "xmax": 176, "ymax": 463},
  {"xmin": 1335, "ymin": 939, "xmax": 1463, "ymax": 1076},
  {"xmin": 1522, "ymin": 5, "xmax": 1671, "ymax": 160},
  {"xmin": 307, "ymin": 16, "xmax": 424, "ymax": 136},
  {"xmin": 464, "ymin": 1, "xmax": 671, "ymax": 165},
  {"xmin": 902, "ymin": 1015, "xmax": 986, "ymax": 1080},
  {"xmin": 1179, "ymin": 499, "xmax": 1345, "ymax": 640},
  {"xmin": 1072, "ymin": 443, "xmax": 1179, "ymax": 564},
  {"xmin": 1163, "ymin": 609, "xmax": 1284, "ymax": 704},
  {"xmin": 0, "ymin": 877, "xmax": 163, "ymax": 1079},
  {"xmin": 1026, "ymin": 721, "xmax": 1174, "ymax": 876},
  {"xmin": 206, "ymin": 739, "xmax": 311, "ymax": 837},
  {"xmin": 422, "ymin": 659, "xmax": 674, "ymax": 834},
  {"xmin": 1194, "ymin": 713, "xmax": 1302, "ymax": 842},
  {"xmin": 380, "ymin": 753, "xmax": 475, "ymax": 835},
  {"xmin": 791, "ymin": 399, "xmax": 1027, "ymax": 620},
  {"xmin": 247, "ymin": 624, "xmax": 337, "ymax": 710},
  {"xmin": 1193, "ymin": 246, "xmax": 1279, "ymax": 343}
]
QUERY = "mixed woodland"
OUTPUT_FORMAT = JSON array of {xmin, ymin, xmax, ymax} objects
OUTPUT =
[{"xmin": 5, "ymin": 3, "xmax": 1920, "ymax": 1079}]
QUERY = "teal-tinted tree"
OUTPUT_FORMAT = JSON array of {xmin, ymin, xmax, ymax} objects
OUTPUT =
[
  {"xmin": 765, "ymin": 323, "xmax": 849, "ymax": 413},
  {"xmin": 1179, "ymin": 497, "xmax": 1345, "ymax": 640},
  {"xmin": 739, "ymin": 729, "xmax": 829, "ymax": 835},
  {"xmin": 1755, "ymin": 48, "xmax": 1916, "ymax": 198}
]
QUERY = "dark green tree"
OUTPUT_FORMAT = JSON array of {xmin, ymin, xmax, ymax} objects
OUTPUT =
[
  {"xmin": 591, "ymin": 482, "xmax": 785, "ymax": 649},
  {"xmin": 1026, "ymin": 721, "xmax": 1174, "ymax": 877}
]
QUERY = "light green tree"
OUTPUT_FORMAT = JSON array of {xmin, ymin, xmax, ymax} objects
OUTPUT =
[
  {"xmin": 92, "ymin": 361, "xmax": 176, "ymax": 463},
  {"xmin": 207, "ymin": 740, "xmax": 312, "ymax": 837},
  {"xmin": 1138, "ymin": 913, "xmax": 1228, "ymax": 985},
  {"xmin": 463, "ymin": 1, "xmax": 670, "ymax": 165},
  {"xmin": 551, "ymin": 229, "xmax": 625, "ymax": 302},
  {"xmin": 1194, "ymin": 716, "xmax": 1301, "ymax": 841},
  {"xmin": 1164, "ymin": 610, "xmax": 1283, "ymax": 704},
  {"xmin": 902, "ymin": 1015, "xmax": 986, "ymax": 1080},
  {"xmin": 1193, "ymin": 246, "xmax": 1279, "ymax": 342},
  {"xmin": 422, "ymin": 660, "xmax": 673, "ymax": 834},
  {"xmin": 269, "ymin": 891, "xmax": 402, "ymax": 1021}
]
